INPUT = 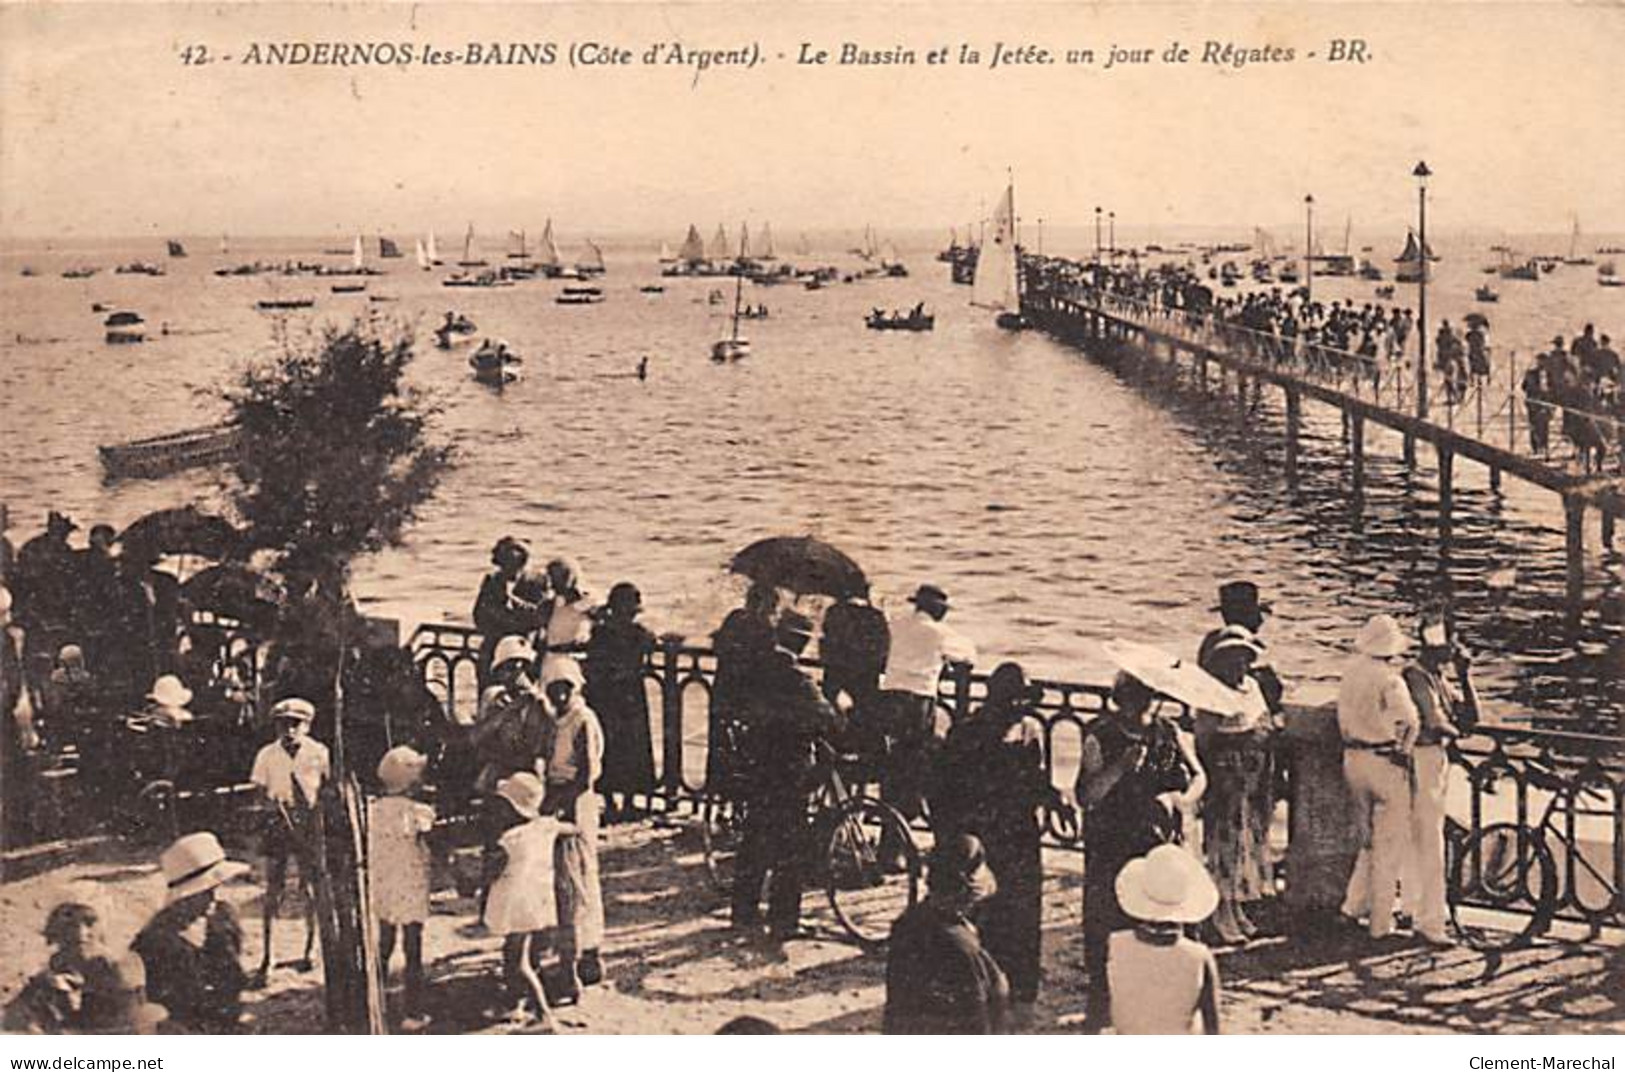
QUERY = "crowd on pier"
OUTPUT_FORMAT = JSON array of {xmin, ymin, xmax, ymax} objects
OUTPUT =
[
  {"xmin": 1039, "ymin": 260, "xmax": 1625, "ymax": 471},
  {"xmin": 2, "ymin": 511, "xmax": 1488, "ymax": 1035}
]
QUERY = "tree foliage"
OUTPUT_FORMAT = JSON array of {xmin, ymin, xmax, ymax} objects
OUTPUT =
[{"xmin": 223, "ymin": 323, "xmax": 452, "ymax": 577}]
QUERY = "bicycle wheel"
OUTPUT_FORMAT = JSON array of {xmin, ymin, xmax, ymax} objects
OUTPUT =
[
  {"xmin": 1448, "ymin": 822, "xmax": 1557, "ymax": 951},
  {"xmin": 823, "ymin": 797, "xmax": 920, "ymax": 950},
  {"xmin": 700, "ymin": 797, "xmax": 744, "ymax": 895}
]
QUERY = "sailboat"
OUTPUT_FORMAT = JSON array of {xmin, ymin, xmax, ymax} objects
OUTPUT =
[
  {"xmin": 536, "ymin": 219, "xmax": 566, "ymax": 278},
  {"xmin": 972, "ymin": 178, "xmax": 1024, "ymax": 329},
  {"xmin": 658, "ymin": 240, "xmax": 676, "ymax": 264},
  {"xmin": 167, "ymin": 240, "xmax": 187, "ymax": 258},
  {"xmin": 1564, "ymin": 218, "xmax": 1595, "ymax": 266},
  {"xmin": 508, "ymin": 230, "xmax": 529, "ymax": 260},
  {"xmin": 458, "ymin": 223, "xmax": 487, "ymax": 267},
  {"xmin": 758, "ymin": 223, "xmax": 776, "ymax": 261},
  {"xmin": 415, "ymin": 239, "xmax": 432, "ymax": 271},
  {"xmin": 1394, "ymin": 229, "xmax": 1438, "ymax": 283},
  {"xmin": 739, "ymin": 222, "xmax": 753, "ymax": 262},
  {"xmin": 711, "ymin": 226, "xmax": 751, "ymax": 363},
  {"xmin": 576, "ymin": 238, "xmax": 606, "ymax": 277},
  {"xmin": 219, "ymin": 235, "xmax": 230, "ymax": 256},
  {"xmin": 708, "ymin": 224, "xmax": 731, "ymax": 266},
  {"xmin": 425, "ymin": 231, "xmax": 442, "ymax": 266},
  {"xmin": 351, "ymin": 235, "xmax": 365, "ymax": 272},
  {"xmin": 379, "ymin": 236, "xmax": 402, "ymax": 259},
  {"xmin": 880, "ymin": 241, "xmax": 908, "ymax": 278}
]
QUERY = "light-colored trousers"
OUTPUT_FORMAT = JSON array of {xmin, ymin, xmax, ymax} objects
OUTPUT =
[
  {"xmin": 1341, "ymin": 750, "xmax": 1412, "ymax": 936},
  {"xmin": 1401, "ymin": 745, "xmax": 1450, "ymax": 937},
  {"xmin": 554, "ymin": 790, "xmax": 604, "ymax": 957}
]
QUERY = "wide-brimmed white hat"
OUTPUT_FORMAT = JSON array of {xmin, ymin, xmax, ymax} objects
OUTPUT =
[
  {"xmin": 271, "ymin": 696, "xmax": 316, "ymax": 722},
  {"xmin": 491, "ymin": 635, "xmax": 536, "ymax": 670},
  {"xmin": 160, "ymin": 832, "xmax": 250, "ymax": 904},
  {"xmin": 495, "ymin": 772, "xmax": 545, "ymax": 819},
  {"xmin": 377, "ymin": 746, "xmax": 428, "ymax": 793},
  {"xmin": 1354, "ymin": 614, "xmax": 1410, "ymax": 658},
  {"xmin": 1115, "ymin": 844, "xmax": 1219, "ymax": 925},
  {"xmin": 147, "ymin": 674, "xmax": 193, "ymax": 709},
  {"xmin": 540, "ymin": 654, "xmax": 585, "ymax": 688}
]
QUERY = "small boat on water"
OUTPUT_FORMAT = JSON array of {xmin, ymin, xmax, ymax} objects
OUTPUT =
[
  {"xmin": 1474, "ymin": 285, "xmax": 1500, "ymax": 303},
  {"xmin": 104, "ymin": 310, "xmax": 146, "ymax": 344},
  {"xmin": 739, "ymin": 304, "xmax": 769, "ymax": 321},
  {"xmin": 1499, "ymin": 255, "xmax": 1540, "ymax": 281},
  {"xmin": 331, "ymin": 282, "xmax": 367, "ymax": 294},
  {"xmin": 576, "ymin": 239, "xmax": 606, "ymax": 277},
  {"xmin": 62, "ymin": 266, "xmax": 98, "ymax": 279},
  {"xmin": 19, "ymin": 266, "xmax": 37, "ymax": 277},
  {"xmin": 865, "ymin": 306, "xmax": 934, "ymax": 332},
  {"xmin": 434, "ymin": 314, "xmax": 478, "ymax": 349},
  {"xmin": 1393, "ymin": 229, "xmax": 1437, "ymax": 283},
  {"xmin": 379, "ymin": 236, "xmax": 403, "ymax": 259},
  {"xmin": 443, "ymin": 270, "xmax": 512, "ymax": 288},
  {"xmin": 167, "ymin": 240, "xmax": 187, "ymax": 258},
  {"xmin": 1374, "ymin": 285, "xmax": 1396, "ymax": 299},
  {"xmin": 469, "ymin": 340, "xmax": 521, "ymax": 387},
  {"xmin": 1600, "ymin": 262, "xmax": 1624, "ymax": 288},
  {"xmin": 99, "ymin": 423, "xmax": 240, "ymax": 480},
  {"xmin": 115, "ymin": 262, "xmax": 166, "ymax": 276},
  {"xmin": 257, "ymin": 298, "xmax": 315, "ymax": 310},
  {"xmin": 639, "ymin": 284, "xmax": 665, "ymax": 295},
  {"xmin": 457, "ymin": 223, "xmax": 488, "ymax": 268},
  {"xmin": 556, "ymin": 285, "xmax": 605, "ymax": 305},
  {"xmin": 973, "ymin": 178, "xmax": 1026, "ymax": 330},
  {"xmin": 1357, "ymin": 259, "xmax": 1383, "ymax": 281},
  {"xmin": 711, "ymin": 228, "xmax": 751, "ymax": 363}
]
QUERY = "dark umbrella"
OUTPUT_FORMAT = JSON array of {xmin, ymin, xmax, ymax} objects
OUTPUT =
[
  {"xmin": 729, "ymin": 536, "xmax": 869, "ymax": 600},
  {"xmin": 119, "ymin": 506, "xmax": 242, "ymax": 560},
  {"xmin": 181, "ymin": 563, "xmax": 281, "ymax": 625}
]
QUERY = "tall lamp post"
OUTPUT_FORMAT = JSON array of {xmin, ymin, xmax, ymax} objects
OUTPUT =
[
  {"xmin": 1109, "ymin": 211, "xmax": 1116, "ymax": 263},
  {"xmin": 1037, "ymin": 217, "xmax": 1045, "ymax": 258},
  {"xmin": 1094, "ymin": 206, "xmax": 1103, "ymax": 266},
  {"xmin": 1414, "ymin": 160, "xmax": 1432, "ymax": 418},
  {"xmin": 1304, "ymin": 194, "xmax": 1314, "ymax": 308}
]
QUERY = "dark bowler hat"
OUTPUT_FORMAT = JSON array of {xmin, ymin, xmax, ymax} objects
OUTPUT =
[
  {"xmin": 908, "ymin": 583, "xmax": 950, "ymax": 611},
  {"xmin": 1213, "ymin": 580, "xmax": 1271, "ymax": 616}
]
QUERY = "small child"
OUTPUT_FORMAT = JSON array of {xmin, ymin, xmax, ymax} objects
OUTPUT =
[
  {"xmin": 5, "ymin": 895, "xmax": 154, "ymax": 1034},
  {"xmin": 1107, "ymin": 844, "xmax": 1222, "ymax": 1035},
  {"xmin": 369, "ymin": 746, "xmax": 436, "ymax": 1030},
  {"xmin": 484, "ymin": 771, "xmax": 574, "ymax": 1032}
]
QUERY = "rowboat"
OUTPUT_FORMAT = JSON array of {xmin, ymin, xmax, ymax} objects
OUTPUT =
[{"xmin": 99, "ymin": 423, "xmax": 240, "ymax": 480}]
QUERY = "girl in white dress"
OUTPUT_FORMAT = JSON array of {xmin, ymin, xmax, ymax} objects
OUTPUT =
[
  {"xmin": 369, "ymin": 747, "xmax": 436, "ymax": 1030},
  {"xmin": 484, "ymin": 771, "xmax": 574, "ymax": 1030}
]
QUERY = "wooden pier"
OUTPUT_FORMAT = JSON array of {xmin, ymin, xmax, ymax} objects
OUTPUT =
[{"xmin": 1021, "ymin": 262, "xmax": 1625, "ymax": 627}]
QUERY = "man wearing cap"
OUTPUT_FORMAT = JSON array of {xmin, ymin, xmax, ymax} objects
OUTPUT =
[
  {"xmin": 14, "ymin": 512, "xmax": 79, "ymax": 714},
  {"xmin": 876, "ymin": 584, "xmax": 975, "ymax": 853},
  {"xmin": 1198, "ymin": 582, "xmax": 1284, "ymax": 713},
  {"xmin": 731, "ymin": 610, "xmax": 844, "ymax": 941},
  {"xmin": 1399, "ymin": 609, "xmax": 1480, "ymax": 947},
  {"xmin": 247, "ymin": 697, "xmax": 329, "ymax": 986},
  {"xmin": 1336, "ymin": 614, "xmax": 1421, "ymax": 940}
]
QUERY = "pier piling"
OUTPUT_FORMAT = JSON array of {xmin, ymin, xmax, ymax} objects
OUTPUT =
[
  {"xmin": 1285, "ymin": 388, "xmax": 1302, "ymax": 483},
  {"xmin": 1437, "ymin": 445, "xmax": 1455, "ymax": 543},
  {"xmin": 1565, "ymin": 496, "xmax": 1586, "ymax": 629}
]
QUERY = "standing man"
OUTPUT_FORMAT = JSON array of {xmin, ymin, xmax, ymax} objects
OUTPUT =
[
  {"xmin": 818, "ymin": 587, "xmax": 890, "ymax": 728},
  {"xmin": 877, "ymin": 584, "xmax": 975, "ymax": 854},
  {"xmin": 1336, "ymin": 615, "xmax": 1420, "ymax": 940},
  {"xmin": 247, "ymin": 696, "xmax": 330, "ymax": 987},
  {"xmin": 1400, "ymin": 608, "xmax": 1480, "ymax": 947},
  {"xmin": 14, "ymin": 512, "xmax": 79, "ymax": 714},
  {"xmin": 730, "ymin": 611, "xmax": 843, "ymax": 942},
  {"xmin": 709, "ymin": 583, "xmax": 778, "ymax": 801}
]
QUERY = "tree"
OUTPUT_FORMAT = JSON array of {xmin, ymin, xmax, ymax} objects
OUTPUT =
[{"xmin": 222, "ymin": 321, "xmax": 452, "ymax": 1032}]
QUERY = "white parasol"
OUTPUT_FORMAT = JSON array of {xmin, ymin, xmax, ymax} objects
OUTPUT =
[{"xmin": 1099, "ymin": 639, "xmax": 1252, "ymax": 718}]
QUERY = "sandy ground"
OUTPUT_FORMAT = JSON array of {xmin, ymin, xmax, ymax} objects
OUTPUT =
[{"xmin": 3, "ymin": 821, "xmax": 1622, "ymax": 1035}]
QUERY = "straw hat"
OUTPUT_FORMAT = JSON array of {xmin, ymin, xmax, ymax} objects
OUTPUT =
[
  {"xmin": 491, "ymin": 635, "xmax": 536, "ymax": 670},
  {"xmin": 147, "ymin": 674, "xmax": 193, "ymax": 709},
  {"xmin": 1353, "ymin": 614, "xmax": 1410, "ymax": 658},
  {"xmin": 159, "ymin": 832, "xmax": 249, "ymax": 904},
  {"xmin": 495, "ymin": 772, "xmax": 545, "ymax": 819},
  {"xmin": 541, "ymin": 655, "xmax": 585, "ymax": 688},
  {"xmin": 1115, "ymin": 844, "xmax": 1219, "ymax": 925},
  {"xmin": 376, "ymin": 746, "xmax": 428, "ymax": 793},
  {"xmin": 270, "ymin": 696, "xmax": 316, "ymax": 723}
]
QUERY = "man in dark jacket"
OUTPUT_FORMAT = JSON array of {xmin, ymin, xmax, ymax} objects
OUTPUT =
[
  {"xmin": 818, "ymin": 588, "xmax": 889, "ymax": 725},
  {"xmin": 730, "ymin": 611, "xmax": 843, "ymax": 941}
]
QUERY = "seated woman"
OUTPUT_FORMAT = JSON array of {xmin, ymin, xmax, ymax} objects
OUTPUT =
[{"xmin": 130, "ymin": 832, "xmax": 251, "ymax": 1033}]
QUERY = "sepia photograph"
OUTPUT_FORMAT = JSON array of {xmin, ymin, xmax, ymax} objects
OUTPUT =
[{"xmin": 0, "ymin": 0, "xmax": 1621, "ymax": 1041}]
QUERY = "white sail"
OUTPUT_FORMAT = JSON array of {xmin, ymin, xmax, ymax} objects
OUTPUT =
[
  {"xmin": 659, "ymin": 240, "xmax": 676, "ymax": 263},
  {"xmin": 759, "ymin": 223, "xmax": 775, "ymax": 259},
  {"xmin": 462, "ymin": 223, "xmax": 476, "ymax": 262},
  {"xmin": 679, "ymin": 225, "xmax": 705, "ymax": 263},
  {"xmin": 580, "ymin": 239, "xmax": 605, "ymax": 271},
  {"xmin": 863, "ymin": 225, "xmax": 877, "ymax": 260},
  {"xmin": 882, "ymin": 241, "xmax": 900, "ymax": 267},
  {"xmin": 537, "ymin": 219, "xmax": 562, "ymax": 268},
  {"xmin": 971, "ymin": 183, "xmax": 1018, "ymax": 311},
  {"xmin": 509, "ymin": 230, "xmax": 528, "ymax": 259},
  {"xmin": 352, "ymin": 235, "xmax": 365, "ymax": 271},
  {"xmin": 709, "ymin": 224, "xmax": 731, "ymax": 262},
  {"xmin": 219, "ymin": 235, "xmax": 229, "ymax": 255},
  {"xmin": 415, "ymin": 238, "xmax": 430, "ymax": 270},
  {"xmin": 426, "ymin": 231, "xmax": 440, "ymax": 263},
  {"xmin": 739, "ymin": 222, "xmax": 752, "ymax": 260}
]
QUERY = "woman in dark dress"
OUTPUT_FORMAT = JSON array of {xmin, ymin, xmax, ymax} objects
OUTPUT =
[
  {"xmin": 1076, "ymin": 671, "xmax": 1205, "ymax": 1031},
  {"xmin": 585, "ymin": 582, "xmax": 657, "ymax": 821},
  {"xmin": 472, "ymin": 537, "xmax": 547, "ymax": 688},
  {"xmin": 936, "ymin": 662, "xmax": 1055, "ymax": 1015}
]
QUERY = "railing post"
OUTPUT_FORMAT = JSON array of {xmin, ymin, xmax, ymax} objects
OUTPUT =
[
  {"xmin": 946, "ymin": 660, "xmax": 974, "ymax": 725},
  {"xmin": 658, "ymin": 633, "xmax": 687, "ymax": 802}
]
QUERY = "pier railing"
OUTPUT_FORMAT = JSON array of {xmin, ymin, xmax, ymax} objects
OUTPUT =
[
  {"xmin": 408, "ymin": 622, "xmax": 1623, "ymax": 929},
  {"xmin": 1028, "ymin": 275, "xmax": 1625, "ymax": 479}
]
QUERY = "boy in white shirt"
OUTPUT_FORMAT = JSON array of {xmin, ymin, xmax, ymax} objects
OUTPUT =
[{"xmin": 248, "ymin": 696, "xmax": 330, "ymax": 987}]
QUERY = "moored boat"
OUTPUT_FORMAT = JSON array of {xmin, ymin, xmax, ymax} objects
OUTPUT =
[
  {"xmin": 556, "ymin": 285, "xmax": 605, "ymax": 305},
  {"xmin": 1474, "ymin": 285, "xmax": 1499, "ymax": 303},
  {"xmin": 469, "ymin": 340, "xmax": 522, "ymax": 387},
  {"xmin": 257, "ymin": 297, "xmax": 315, "ymax": 310},
  {"xmin": 865, "ymin": 305, "xmax": 934, "ymax": 331},
  {"xmin": 99, "ymin": 423, "xmax": 240, "ymax": 480},
  {"xmin": 711, "ymin": 227, "xmax": 751, "ymax": 362},
  {"xmin": 104, "ymin": 310, "xmax": 146, "ymax": 344}
]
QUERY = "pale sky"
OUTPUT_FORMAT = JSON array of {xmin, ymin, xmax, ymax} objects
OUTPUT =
[{"xmin": 1, "ymin": 2, "xmax": 1621, "ymax": 239}]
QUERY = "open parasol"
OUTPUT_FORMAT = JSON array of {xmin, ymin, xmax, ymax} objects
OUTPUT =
[
  {"xmin": 181, "ymin": 563, "xmax": 282, "ymax": 626},
  {"xmin": 1100, "ymin": 638, "xmax": 1251, "ymax": 717},
  {"xmin": 728, "ymin": 536, "xmax": 869, "ymax": 600},
  {"xmin": 119, "ymin": 506, "xmax": 242, "ymax": 560}
]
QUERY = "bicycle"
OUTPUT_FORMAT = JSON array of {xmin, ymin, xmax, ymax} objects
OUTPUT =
[
  {"xmin": 1446, "ymin": 755, "xmax": 1616, "ymax": 951},
  {"xmin": 701, "ymin": 737, "xmax": 922, "ymax": 949}
]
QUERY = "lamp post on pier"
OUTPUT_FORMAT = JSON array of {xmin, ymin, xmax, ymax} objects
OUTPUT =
[
  {"xmin": 1304, "ymin": 194, "xmax": 1314, "ymax": 308},
  {"xmin": 1109, "ymin": 211, "xmax": 1116, "ymax": 263},
  {"xmin": 1094, "ymin": 206, "xmax": 1103, "ymax": 266},
  {"xmin": 1414, "ymin": 160, "xmax": 1432, "ymax": 418},
  {"xmin": 1037, "ymin": 217, "xmax": 1045, "ymax": 257}
]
